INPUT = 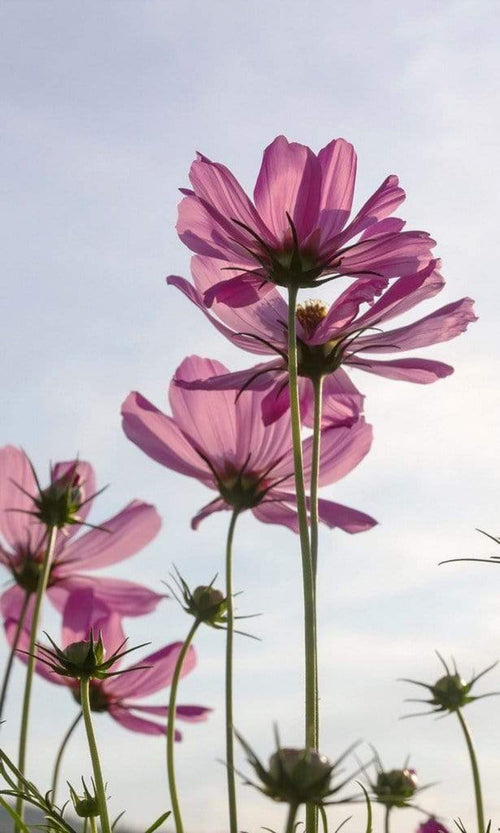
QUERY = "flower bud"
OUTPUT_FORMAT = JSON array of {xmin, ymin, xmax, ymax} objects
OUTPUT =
[
  {"xmin": 68, "ymin": 779, "xmax": 100, "ymax": 818},
  {"xmin": 431, "ymin": 674, "xmax": 469, "ymax": 711},
  {"xmin": 191, "ymin": 585, "xmax": 227, "ymax": 623},
  {"xmin": 63, "ymin": 638, "xmax": 106, "ymax": 674},
  {"xmin": 34, "ymin": 465, "xmax": 83, "ymax": 529},
  {"xmin": 267, "ymin": 748, "xmax": 333, "ymax": 803},
  {"xmin": 375, "ymin": 768, "xmax": 418, "ymax": 808}
]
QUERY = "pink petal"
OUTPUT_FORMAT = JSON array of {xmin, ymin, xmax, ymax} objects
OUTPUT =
[
  {"xmin": 191, "ymin": 497, "xmax": 230, "ymax": 530},
  {"xmin": 338, "ymin": 231, "xmax": 436, "ymax": 278},
  {"xmin": 177, "ymin": 194, "xmax": 237, "ymax": 260},
  {"xmin": 252, "ymin": 500, "xmax": 300, "ymax": 532},
  {"xmin": 105, "ymin": 642, "xmax": 196, "ymax": 699},
  {"xmin": 254, "ymin": 136, "xmax": 321, "ymax": 242},
  {"xmin": 108, "ymin": 704, "xmax": 172, "ymax": 736},
  {"xmin": 55, "ymin": 501, "xmax": 161, "ymax": 575},
  {"xmin": 354, "ymin": 262, "xmax": 444, "ymax": 330},
  {"xmin": 61, "ymin": 588, "xmax": 126, "ymax": 654},
  {"xmin": 52, "ymin": 460, "xmax": 96, "ymax": 530},
  {"xmin": 302, "ymin": 419, "xmax": 373, "ymax": 487},
  {"xmin": 334, "ymin": 175, "xmax": 406, "ymax": 246},
  {"xmin": 130, "ymin": 703, "xmax": 212, "ymax": 722},
  {"xmin": 0, "ymin": 446, "xmax": 46, "ymax": 553},
  {"xmin": 355, "ymin": 297, "xmax": 476, "ymax": 353},
  {"xmin": 313, "ymin": 498, "xmax": 377, "ymax": 533},
  {"xmin": 121, "ymin": 392, "xmax": 212, "ymax": 484},
  {"xmin": 4, "ymin": 617, "xmax": 69, "ymax": 686},
  {"xmin": 49, "ymin": 575, "xmax": 164, "ymax": 617},
  {"xmin": 1, "ymin": 585, "xmax": 35, "ymax": 626},
  {"xmin": 359, "ymin": 217, "xmax": 406, "ymax": 239},
  {"xmin": 311, "ymin": 371, "xmax": 364, "ymax": 429},
  {"xmin": 351, "ymin": 356, "xmax": 454, "ymax": 383},
  {"xmin": 310, "ymin": 276, "xmax": 389, "ymax": 344},
  {"xmin": 169, "ymin": 357, "xmax": 239, "ymax": 468},
  {"xmin": 203, "ymin": 273, "xmax": 273, "ymax": 308},
  {"xmin": 317, "ymin": 138, "xmax": 357, "ymax": 239},
  {"xmin": 175, "ymin": 361, "xmax": 282, "ymax": 394}
]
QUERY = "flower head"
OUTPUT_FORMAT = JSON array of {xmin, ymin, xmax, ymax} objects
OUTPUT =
[
  {"xmin": 6, "ymin": 589, "xmax": 211, "ymax": 737},
  {"xmin": 170, "ymin": 258, "xmax": 476, "ymax": 425},
  {"xmin": 122, "ymin": 356, "xmax": 376, "ymax": 534},
  {"xmin": 177, "ymin": 135, "xmax": 435, "ymax": 306},
  {"xmin": 68, "ymin": 779, "xmax": 100, "ymax": 819},
  {"xmin": 402, "ymin": 652, "xmax": 499, "ymax": 717},
  {"xmin": 0, "ymin": 446, "xmax": 164, "ymax": 630}
]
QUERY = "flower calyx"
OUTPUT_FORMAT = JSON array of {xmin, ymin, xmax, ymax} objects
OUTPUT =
[
  {"xmin": 167, "ymin": 567, "xmax": 228, "ymax": 628},
  {"xmin": 402, "ymin": 652, "xmax": 499, "ymax": 716},
  {"xmin": 237, "ymin": 728, "xmax": 360, "ymax": 807},
  {"xmin": 32, "ymin": 629, "xmax": 150, "ymax": 681},
  {"xmin": 373, "ymin": 767, "xmax": 418, "ymax": 808},
  {"xmin": 68, "ymin": 778, "xmax": 101, "ymax": 818}
]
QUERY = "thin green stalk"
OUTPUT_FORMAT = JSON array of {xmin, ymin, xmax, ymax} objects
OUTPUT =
[
  {"xmin": 310, "ymin": 375, "xmax": 324, "ymax": 582},
  {"xmin": 89, "ymin": 818, "xmax": 97, "ymax": 833},
  {"xmin": 0, "ymin": 591, "xmax": 30, "ymax": 722},
  {"xmin": 166, "ymin": 618, "xmax": 200, "ymax": 833},
  {"xmin": 80, "ymin": 677, "xmax": 112, "ymax": 833},
  {"xmin": 16, "ymin": 525, "xmax": 58, "ymax": 828},
  {"xmin": 285, "ymin": 802, "xmax": 299, "ymax": 833},
  {"xmin": 225, "ymin": 508, "xmax": 240, "ymax": 833},
  {"xmin": 456, "ymin": 707, "xmax": 485, "ymax": 833},
  {"xmin": 51, "ymin": 712, "xmax": 83, "ymax": 803},
  {"xmin": 384, "ymin": 806, "xmax": 391, "ymax": 833},
  {"xmin": 287, "ymin": 286, "xmax": 318, "ymax": 833}
]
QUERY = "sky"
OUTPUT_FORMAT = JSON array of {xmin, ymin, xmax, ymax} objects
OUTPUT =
[{"xmin": 1, "ymin": 1, "xmax": 500, "ymax": 831}]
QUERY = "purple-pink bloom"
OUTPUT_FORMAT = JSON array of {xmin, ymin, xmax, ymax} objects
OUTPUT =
[
  {"xmin": 176, "ymin": 135, "xmax": 436, "ymax": 307},
  {"xmin": 0, "ymin": 447, "xmax": 164, "ymax": 627},
  {"xmin": 6, "ymin": 588, "xmax": 211, "ymax": 737},
  {"xmin": 170, "ymin": 259, "xmax": 476, "ymax": 424},
  {"xmin": 121, "ymin": 356, "xmax": 376, "ymax": 534},
  {"xmin": 416, "ymin": 819, "xmax": 451, "ymax": 833}
]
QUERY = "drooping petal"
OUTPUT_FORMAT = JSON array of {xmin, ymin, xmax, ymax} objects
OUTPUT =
[
  {"xmin": 121, "ymin": 392, "xmax": 212, "ymax": 484},
  {"xmin": 203, "ymin": 273, "xmax": 273, "ymax": 308},
  {"xmin": 54, "ymin": 501, "xmax": 161, "ymax": 575},
  {"xmin": 254, "ymin": 136, "xmax": 321, "ymax": 242},
  {"xmin": 317, "ymin": 138, "xmax": 357, "ymax": 239},
  {"xmin": 310, "ymin": 371, "xmax": 364, "ymax": 430},
  {"xmin": 191, "ymin": 497, "xmax": 230, "ymax": 530},
  {"xmin": 105, "ymin": 642, "xmax": 196, "ymax": 699},
  {"xmin": 251, "ymin": 500, "xmax": 300, "ymax": 532},
  {"xmin": 302, "ymin": 419, "xmax": 373, "ymax": 487},
  {"xmin": 129, "ymin": 703, "xmax": 212, "ymax": 722},
  {"xmin": 0, "ymin": 446, "xmax": 46, "ymax": 553},
  {"xmin": 337, "ymin": 230, "xmax": 436, "ymax": 279},
  {"xmin": 312, "ymin": 497, "xmax": 377, "ymax": 532},
  {"xmin": 354, "ymin": 262, "xmax": 444, "ymax": 330},
  {"xmin": 175, "ymin": 361, "xmax": 282, "ymax": 395},
  {"xmin": 49, "ymin": 575, "xmax": 164, "ymax": 617},
  {"xmin": 350, "ymin": 356, "xmax": 454, "ymax": 383},
  {"xmin": 354, "ymin": 297, "xmax": 477, "ymax": 353}
]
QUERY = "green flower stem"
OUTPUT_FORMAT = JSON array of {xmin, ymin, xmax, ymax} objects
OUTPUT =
[
  {"xmin": 0, "ymin": 591, "xmax": 30, "ymax": 722},
  {"xmin": 166, "ymin": 618, "xmax": 201, "ymax": 833},
  {"xmin": 225, "ymin": 508, "xmax": 240, "ymax": 833},
  {"xmin": 80, "ymin": 676, "xmax": 112, "ymax": 833},
  {"xmin": 51, "ymin": 712, "xmax": 83, "ymax": 803},
  {"xmin": 384, "ymin": 806, "xmax": 391, "ymax": 833},
  {"xmin": 456, "ymin": 707, "xmax": 485, "ymax": 833},
  {"xmin": 15, "ymin": 525, "xmax": 58, "ymax": 828},
  {"xmin": 287, "ymin": 286, "xmax": 318, "ymax": 833},
  {"xmin": 310, "ymin": 375, "xmax": 324, "ymax": 583},
  {"xmin": 284, "ymin": 802, "xmax": 299, "ymax": 833},
  {"xmin": 89, "ymin": 817, "xmax": 98, "ymax": 833}
]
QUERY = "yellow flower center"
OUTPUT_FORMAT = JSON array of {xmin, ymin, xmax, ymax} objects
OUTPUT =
[{"xmin": 296, "ymin": 299, "xmax": 328, "ymax": 336}]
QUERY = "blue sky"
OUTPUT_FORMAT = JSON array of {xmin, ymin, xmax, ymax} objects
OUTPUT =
[{"xmin": 1, "ymin": 1, "xmax": 500, "ymax": 831}]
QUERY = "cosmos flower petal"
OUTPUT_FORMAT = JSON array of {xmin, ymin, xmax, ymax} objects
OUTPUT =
[
  {"xmin": 351, "ymin": 356, "xmax": 454, "ymax": 382},
  {"xmin": 317, "ymin": 138, "xmax": 357, "ymax": 239},
  {"xmin": 105, "ymin": 642, "xmax": 196, "ymax": 699}
]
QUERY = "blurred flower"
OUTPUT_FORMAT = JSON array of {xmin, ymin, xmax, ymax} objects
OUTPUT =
[
  {"xmin": 168, "ymin": 567, "xmax": 228, "ymax": 628},
  {"xmin": 416, "ymin": 819, "xmax": 451, "ymax": 833},
  {"xmin": 68, "ymin": 779, "xmax": 100, "ymax": 819},
  {"xmin": 6, "ymin": 589, "xmax": 211, "ymax": 737},
  {"xmin": 170, "ymin": 259, "xmax": 475, "ymax": 425},
  {"xmin": 122, "ymin": 356, "xmax": 376, "ymax": 534},
  {"xmin": 177, "ymin": 135, "xmax": 435, "ymax": 306},
  {"xmin": 402, "ymin": 653, "xmax": 499, "ymax": 717},
  {"xmin": 0, "ymin": 446, "xmax": 164, "ymax": 628},
  {"xmin": 373, "ymin": 767, "xmax": 418, "ymax": 809}
]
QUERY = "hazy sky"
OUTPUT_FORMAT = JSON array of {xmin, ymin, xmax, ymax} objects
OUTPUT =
[{"xmin": 1, "ymin": 2, "xmax": 500, "ymax": 832}]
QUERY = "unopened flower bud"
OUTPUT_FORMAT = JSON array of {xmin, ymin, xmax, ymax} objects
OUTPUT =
[
  {"xmin": 68, "ymin": 779, "xmax": 100, "ymax": 818},
  {"xmin": 267, "ymin": 748, "xmax": 333, "ymax": 803},
  {"xmin": 375, "ymin": 768, "xmax": 418, "ymax": 808},
  {"xmin": 63, "ymin": 638, "xmax": 106, "ymax": 674},
  {"xmin": 431, "ymin": 674, "xmax": 468, "ymax": 710},
  {"xmin": 191, "ymin": 585, "xmax": 227, "ymax": 622},
  {"xmin": 34, "ymin": 465, "xmax": 83, "ymax": 529}
]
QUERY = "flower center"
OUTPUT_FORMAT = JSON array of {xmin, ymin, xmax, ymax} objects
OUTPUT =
[{"xmin": 296, "ymin": 299, "xmax": 328, "ymax": 336}]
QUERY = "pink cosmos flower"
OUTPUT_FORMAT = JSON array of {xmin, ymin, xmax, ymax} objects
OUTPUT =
[
  {"xmin": 170, "ymin": 259, "xmax": 476, "ymax": 425},
  {"xmin": 177, "ymin": 135, "xmax": 436, "ymax": 307},
  {"xmin": 6, "ymin": 589, "xmax": 210, "ymax": 736},
  {"xmin": 0, "ymin": 447, "xmax": 164, "ymax": 627},
  {"xmin": 121, "ymin": 356, "xmax": 376, "ymax": 534},
  {"xmin": 416, "ymin": 819, "xmax": 451, "ymax": 833}
]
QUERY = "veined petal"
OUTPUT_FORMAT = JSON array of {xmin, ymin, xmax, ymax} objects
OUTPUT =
[
  {"xmin": 272, "ymin": 492, "xmax": 377, "ymax": 533},
  {"xmin": 121, "ymin": 392, "xmax": 212, "ymax": 484},
  {"xmin": 334, "ymin": 175, "xmax": 406, "ymax": 246},
  {"xmin": 254, "ymin": 135, "xmax": 321, "ymax": 242},
  {"xmin": 317, "ymin": 138, "xmax": 357, "ymax": 239},
  {"xmin": 0, "ymin": 446, "xmax": 46, "ymax": 553},
  {"xmin": 61, "ymin": 588, "xmax": 126, "ymax": 654},
  {"xmin": 49, "ymin": 575, "xmax": 164, "ymax": 617},
  {"xmin": 355, "ymin": 297, "xmax": 477, "ymax": 353},
  {"xmin": 108, "ymin": 705, "xmax": 171, "ymax": 736},
  {"xmin": 350, "ymin": 356, "xmax": 454, "ymax": 383},
  {"xmin": 251, "ymin": 500, "xmax": 300, "ymax": 532},
  {"xmin": 191, "ymin": 497, "xmax": 230, "ymax": 530},
  {"xmin": 105, "ymin": 642, "xmax": 196, "ymax": 699},
  {"xmin": 311, "ymin": 371, "xmax": 364, "ymax": 429},
  {"xmin": 338, "ymin": 231, "xmax": 436, "ymax": 278},
  {"xmin": 302, "ymin": 419, "xmax": 373, "ymax": 486},
  {"xmin": 309, "ymin": 276, "xmax": 389, "ymax": 344},
  {"xmin": 177, "ymin": 194, "xmax": 239, "ymax": 260},
  {"xmin": 354, "ymin": 262, "xmax": 444, "ymax": 329},
  {"xmin": 203, "ymin": 273, "xmax": 273, "ymax": 308},
  {"xmin": 54, "ymin": 501, "xmax": 161, "ymax": 575}
]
